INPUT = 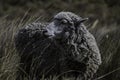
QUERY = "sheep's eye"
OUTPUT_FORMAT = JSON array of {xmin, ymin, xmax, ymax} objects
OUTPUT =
[{"xmin": 60, "ymin": 19, "xmax": 68, "ymax": 24}]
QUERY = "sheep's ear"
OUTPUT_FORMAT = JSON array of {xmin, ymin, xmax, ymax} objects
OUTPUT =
[
  {"xmin": 75, "ymin": 18, "xmax": 88, "ymax": 27},
  {"xmin": 79, "ymin": 18, "xmax": 88, "ymax": 23}
]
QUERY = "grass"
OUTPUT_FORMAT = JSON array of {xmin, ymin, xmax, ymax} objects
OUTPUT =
[
  {"xmin": 0, "ymin": 14, "xmax": 120, "ymax": 80},
  {"xmin": 0, "ymin": 19, "xmax": 18, "ymax": 80}
]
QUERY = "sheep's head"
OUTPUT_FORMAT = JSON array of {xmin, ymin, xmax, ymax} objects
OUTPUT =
[{"xmin": 44, "ymin": 12, "xmax": 88, "ymax": 42}]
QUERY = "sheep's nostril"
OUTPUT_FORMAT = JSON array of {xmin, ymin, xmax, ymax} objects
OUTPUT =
[
  {"xmin": 43, "ymin": 29, "xmax": 54, "ymax": 38},
  {"xmin": 42, "ymin": 29, "xmax": 47, "ymax": 34},
  {"xmin": 43, "ymin": 30, "xmax": 49, "ymax": 36},
  {"xmin": 43, "ymin": 29, "xmax": 47, "ymax": 34}
]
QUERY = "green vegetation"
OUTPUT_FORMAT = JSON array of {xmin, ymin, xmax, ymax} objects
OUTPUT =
[{"xmin": 0, "ymin": 0, "xmax": 120, "ymax": 80}]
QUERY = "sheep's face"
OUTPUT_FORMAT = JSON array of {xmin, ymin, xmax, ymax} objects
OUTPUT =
[
  {"xmin": 44, "ymin": 12, "xmax": 87, "ymax": 42},
  {"xmin": 45, "ymin": 17, "xmax": 75, "ymax": 40}
]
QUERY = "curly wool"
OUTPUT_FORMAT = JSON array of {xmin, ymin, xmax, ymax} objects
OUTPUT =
[{"xmin": 15, "ymin": 12, "xmax": 102, "ymax": 80}]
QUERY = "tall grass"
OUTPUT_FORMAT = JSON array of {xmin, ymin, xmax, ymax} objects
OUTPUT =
[
  {"xmin": 0, "ymin": 15, "xmax": 36, "ymax": 80},
  {"xmin": 0, "ymin": 18, "xmax": 19, "ymax": 80},
  {"xmin": 0, "ymin": 15, "xmax": 120, "ymax": 80}
]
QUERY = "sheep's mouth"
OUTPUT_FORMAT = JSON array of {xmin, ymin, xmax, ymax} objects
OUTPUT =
[{"xmin": 46, "ymin": 32, "xmax": 70, "ymax": 43}]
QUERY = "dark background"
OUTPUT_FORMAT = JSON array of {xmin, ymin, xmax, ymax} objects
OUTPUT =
[{"xmin": 0, "ymin": 0, "xmax": 120, "ymax": 24}]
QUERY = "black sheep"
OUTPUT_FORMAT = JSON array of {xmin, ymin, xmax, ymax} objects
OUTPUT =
[{"xmin": 15, "ymin": 12, "xmax": 102, "ymax": 80}]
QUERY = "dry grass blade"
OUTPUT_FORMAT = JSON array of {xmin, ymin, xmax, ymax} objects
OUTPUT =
[{"xmin": 94, "ymin": 67, "xmax": 120, "ymax": 80}]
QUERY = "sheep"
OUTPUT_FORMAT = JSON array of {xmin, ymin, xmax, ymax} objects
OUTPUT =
[{"xmin": 15, "ymin": 12, "xmax": 102, "ymax": 80}]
